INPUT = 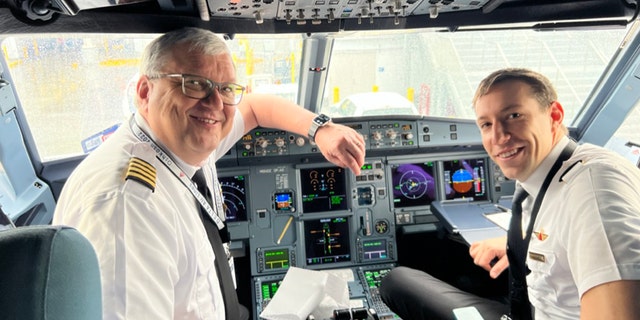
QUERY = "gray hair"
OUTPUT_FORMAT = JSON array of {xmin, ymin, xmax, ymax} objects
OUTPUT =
[{"xmin": 140, "ymin": 27, "xmax": 232, "ymax": 75}]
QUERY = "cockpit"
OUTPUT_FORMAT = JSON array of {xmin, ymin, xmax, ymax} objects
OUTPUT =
[{"xmin": 1, "ymin": 0, "xmax": 640, "ymax": 319}]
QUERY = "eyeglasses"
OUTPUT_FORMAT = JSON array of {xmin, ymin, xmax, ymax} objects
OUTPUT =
[{"xmin": 148, "ymin": 73, "xmax": 245, "ymax": 105}]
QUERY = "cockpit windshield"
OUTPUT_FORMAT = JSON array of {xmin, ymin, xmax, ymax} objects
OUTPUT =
[
  {"xmin": 319, "ymin": 27, "xmax": 630, "ymax": 120},
  {"xmin": 0, "ymin": 25, "xmax": 631, "ymax": 161}
]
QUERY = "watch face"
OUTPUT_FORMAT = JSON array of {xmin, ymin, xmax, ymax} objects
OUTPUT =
[{"xmin": 315, "ymin": 114, "xmax": 331, "ymax": 125}]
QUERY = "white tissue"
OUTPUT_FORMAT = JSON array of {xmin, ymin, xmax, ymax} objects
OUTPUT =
[{"xmin": 259, "ymin": 267, "xmax": 350, "ymax": 320}]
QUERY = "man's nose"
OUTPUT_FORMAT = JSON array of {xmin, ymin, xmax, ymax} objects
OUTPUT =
[
  {"xmin": 491, "ymin": 122, "xmax": 510, "ymax": 144},
  {"xmin": 201, "ymin": 88, "xmax": 224, "ymax": 110}
]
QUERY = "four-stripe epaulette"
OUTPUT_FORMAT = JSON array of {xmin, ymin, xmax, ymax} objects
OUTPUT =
[{"xmin": 125, "ymin": 157, "xmax": 157, "ymax": 192}]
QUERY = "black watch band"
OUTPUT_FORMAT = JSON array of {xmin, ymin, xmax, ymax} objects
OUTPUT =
[{"xmin": 308, "ymin": 114, "xmax": 331, "ymax": 142}]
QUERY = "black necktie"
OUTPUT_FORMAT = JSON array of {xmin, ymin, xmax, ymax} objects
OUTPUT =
[
  {"xmin": 506, "ymin": 185, "xmax": 532, "ymax": 320},
  {"xmin": 192, "ymin": 169, "xmax": 243, "ymax": 320}
]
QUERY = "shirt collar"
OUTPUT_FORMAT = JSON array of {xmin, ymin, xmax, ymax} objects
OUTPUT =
[
  {"xmin": 519, "ymin": 136, "xmax": 570, "ymax": 200},
  {"xmin": 132, "ymin": 112, "xmax": 202, "ymax": 178}
]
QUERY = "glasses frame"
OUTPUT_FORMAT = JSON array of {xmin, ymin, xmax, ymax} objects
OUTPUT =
[{"xmin": 148, "ymin": 73, "xmax": 245, "ymax": 105}]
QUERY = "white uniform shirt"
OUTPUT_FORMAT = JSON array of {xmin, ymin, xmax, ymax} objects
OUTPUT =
[
  {"xmin": 53, "ymin": 112, "xmax": 244, "ymax": 320},
  {"xmin": 519, "ymin": 137, "xmax": 640, "ymax": 319}
]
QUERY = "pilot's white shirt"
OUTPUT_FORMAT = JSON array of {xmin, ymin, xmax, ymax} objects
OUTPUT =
[
  {"xmin": 53, "ymin": 111, "xmax": 244, "ymax": 320},
  {"xmin": 519, "ymin": 137, "xmax": 640, "ymax": 319}
]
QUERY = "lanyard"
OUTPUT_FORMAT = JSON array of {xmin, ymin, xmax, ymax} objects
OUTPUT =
[
  {"xmin": 129, "ymin": 116, "xmax": 226, "ymax": 230},
  {"xmin": 522, "ymin": 140, "xmax": 577, "ymax": 246},
  {"xmin": 506, "ymin": 140, "xmax": 578, "ymax": 320}
]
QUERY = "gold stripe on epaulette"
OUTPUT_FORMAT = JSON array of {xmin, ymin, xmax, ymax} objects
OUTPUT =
[{"xmin": 125, "ymin": 157, "xmax": 156, "ymax": 192}]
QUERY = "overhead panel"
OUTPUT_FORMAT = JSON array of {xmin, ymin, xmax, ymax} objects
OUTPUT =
[{"xmin": 207, "ymin": 0, "xmax": 490, "ymax": 25}]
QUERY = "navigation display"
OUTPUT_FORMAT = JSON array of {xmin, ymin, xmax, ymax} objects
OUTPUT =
[
  {"xmin": 304, "ymin": 217, "xmax": 351, "ymax": 266},
  {"xmin": 390, "ymin": 161, "xmax": 437, "ymax": 208},
  {"xmin": 300, "ymin": 166, "xmax": 348, "ymax": 213},
  {"xmin": 442, "ymin": 157, "xmax": 488, "ymax": 201}
]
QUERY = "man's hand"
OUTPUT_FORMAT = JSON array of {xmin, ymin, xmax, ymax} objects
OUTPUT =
[
  {"xmin": 314, "ymin": 123, "xmax": 366, "ymax": 175},
  {"xmin": 469, "ymin": 236, "xmax": 508, "ymax": 279}
]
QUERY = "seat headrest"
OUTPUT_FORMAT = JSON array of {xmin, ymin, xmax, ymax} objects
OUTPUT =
[{"xmin": 0, "ymin": 225, "xmax": 102, "ymax": 320}]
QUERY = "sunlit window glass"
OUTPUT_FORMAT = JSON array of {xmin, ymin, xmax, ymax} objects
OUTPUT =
[
  {"xmin": 320, "ymin": 28, "xmax": 628, "ymax": 120},
  {"xmin": 1, "ymin": 33, "xmax": 302, "ymax": 161}
]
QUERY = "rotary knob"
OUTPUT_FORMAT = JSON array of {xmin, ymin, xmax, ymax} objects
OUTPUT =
[{"xmin": 256, "ymin": 138, "xmax": 269, "ymax": 149}]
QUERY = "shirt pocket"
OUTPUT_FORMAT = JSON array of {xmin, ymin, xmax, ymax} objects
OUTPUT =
[{"xmin": 526, "ymin": 247, "xmax": 557, "ymax": 296}]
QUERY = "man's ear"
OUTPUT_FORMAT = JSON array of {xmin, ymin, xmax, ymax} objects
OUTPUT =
[
  {"xmin": 550, "ymin": 101, "xmax": 565, "ymax": 125},
  {"xmin": 136, "ymin": 76, "xmax": 151, "ymax": 111}
]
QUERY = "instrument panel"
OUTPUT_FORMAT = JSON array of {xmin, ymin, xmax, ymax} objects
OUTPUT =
[{"xmin": 216, "ymin": 116, "xmax": 514, "ymax": 319}]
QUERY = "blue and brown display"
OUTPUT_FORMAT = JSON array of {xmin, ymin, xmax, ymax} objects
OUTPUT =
[{"xmin": 442, "ymin": 158, "xmax": 488, "ymax": 201}]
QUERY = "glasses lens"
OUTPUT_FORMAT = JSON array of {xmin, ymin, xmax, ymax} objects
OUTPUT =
[
  {"xmin": 219, "ymin": 83, "xmax": 245, "ymax": 105},
  {"xmin": 181, "ymin": 75, "xmax": 212, "ymax": 99},
  {"xmin": 177, "ymin": 74, "xmax": 244, "ymax": 104}
]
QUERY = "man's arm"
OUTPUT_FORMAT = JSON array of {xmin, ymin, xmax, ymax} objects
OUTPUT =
[
  {"xmin": 238, "ymin": 93, "xmax": 365, "ymax": 175},
  {"xmin": 580, "ymin": 280, "xmax": 640, "ymax": 320}
]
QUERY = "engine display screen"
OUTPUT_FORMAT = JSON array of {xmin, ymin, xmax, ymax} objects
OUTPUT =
[{"xmin": 300, "ymin": 167, "xmax": 348, "ymax": 213}]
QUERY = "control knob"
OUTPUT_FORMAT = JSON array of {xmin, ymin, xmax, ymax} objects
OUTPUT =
[
  {"xmin": 256, "ymin": 138, "xmax": 269, "ymax": 149},
  {"xmin": 386, "ymin": 129, "xmax": 398, "ymax": 140}
]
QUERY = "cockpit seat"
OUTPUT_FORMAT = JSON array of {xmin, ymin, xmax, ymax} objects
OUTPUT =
[{"xmin": 0, "ymin": 225, "xmax": 102, "ymax": 320}]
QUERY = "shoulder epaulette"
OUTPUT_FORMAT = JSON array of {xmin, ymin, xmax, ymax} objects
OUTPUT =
[{"xmin": 125, "ymin": 157, "xmax": 157, "ymax": 192}]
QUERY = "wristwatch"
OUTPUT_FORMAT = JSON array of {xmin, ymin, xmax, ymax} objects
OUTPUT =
[{"xmin": 308, "ymin": 113, "xmax": 331, "ymax": 143}]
